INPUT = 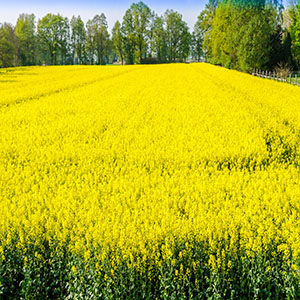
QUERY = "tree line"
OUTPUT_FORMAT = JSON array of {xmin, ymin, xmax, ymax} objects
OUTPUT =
[
  {"xmin": 197, "ymin": 0, "xmax": 297, "ymax": 72},
  {"xmin": 1, "ymin": 0, "xmax": 300, "ymax": 72},
  {"xmin": 0, "ymin": 2, "xmax": 191, "ymax": 67}
]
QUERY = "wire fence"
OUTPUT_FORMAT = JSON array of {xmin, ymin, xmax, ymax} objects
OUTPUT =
[{"xmin": 252, "ymin": 69, "xmax": 300, "ymax": 86}]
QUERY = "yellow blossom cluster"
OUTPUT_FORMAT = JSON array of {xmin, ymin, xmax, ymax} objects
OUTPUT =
[{"xmin": 0, "ymin": 63, "xmax": 299, "ymax": 273}]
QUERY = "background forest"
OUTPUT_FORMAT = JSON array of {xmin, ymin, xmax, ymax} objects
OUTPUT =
[{"xmin": 1, "ymin": 0, "xmax": 300, "ymax": 72}]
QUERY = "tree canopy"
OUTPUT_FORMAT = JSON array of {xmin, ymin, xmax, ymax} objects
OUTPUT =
[{"xmin": 0, "ymin": 0, "xmax": 299, "ymax": 70}]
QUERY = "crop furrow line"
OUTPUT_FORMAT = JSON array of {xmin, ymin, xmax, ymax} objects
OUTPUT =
[{"xmin": 0, "ymin": 66, "xmax": 144, "ymax": 109}]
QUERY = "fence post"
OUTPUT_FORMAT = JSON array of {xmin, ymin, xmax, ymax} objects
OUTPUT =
[
  {"xmin": 289, "ymin": 74, "xmax": 292, "ymax": 84},
  {"xmin": 295, "ymin": 74, "xmax": 297, "ymax": 85}
]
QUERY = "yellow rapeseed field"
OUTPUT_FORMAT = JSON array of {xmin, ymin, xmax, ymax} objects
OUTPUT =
[{"xmin": 0, "ymin": 63, "xmax": 299, "ymax": 298}]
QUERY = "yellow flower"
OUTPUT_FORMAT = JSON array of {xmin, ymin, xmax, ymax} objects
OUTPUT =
[{"xmin": 0, "ymin": 63, "xmax": 299, "ymax": 278}]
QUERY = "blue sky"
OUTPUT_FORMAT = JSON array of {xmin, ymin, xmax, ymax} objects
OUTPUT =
[{"xmin": 0, "ymin": 0, "xmax": 207, "ymax": 30}]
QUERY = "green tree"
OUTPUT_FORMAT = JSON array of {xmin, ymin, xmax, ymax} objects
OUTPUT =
[
  {"xmin": 236, "ymin": 7, "xmax": 275, "ymax": 71},
  {"xmin": 121, "ymin": 8, "xmax": 136, "ymax": 64},
  {"xmin": 107, "ymin": 39, "xmax": 116, "ymax": 64},
  {"xmin": 86, "ymin": 19, "xmax": 96, "ymax": 64},
  {"xmin": 290, "ymin": 2, "xmax": 300, "ymax": 66},
  {"xmin": 95, "ymin": 14, "xmax": 110, "ymax": 65},
  {"xmin": 122, "ymin": 2, "xmax": 153, "ymax": 64},
  {"xmin": 196, "ymin": 0, "xmax": 219, "ymax": 60},
  {"xmin": 0, "ymin": 23, "xmax": 16, "ymax": 68},
  {"xmin": 164, "ymin": 10, "xmax": 191, "ymax": 62},
  {"xmin": 192, "ymin": 15, "xmax": 206, "ymax": 61},
  {"xmin": 268, "ymin": 24, "xmax": 289, "ymax": 68},
  {"xmin": 209, "ymin": 2, "xmax": 235, "ymax": 67},
  {"xmin": 86, "ymin": 14, "xmax": 110, "ymax": 65},
  {"xmin": 151, "ymin": 16, "xmax": 167, "ymax": 62},
  {"xmin": 133, "ymin": 2, "xmax": 152, "ymax": 63},
  {"xmin": 15, "ymin": 14, "xmax": 36, "ymax": 66},
  {"xmin": 112, "ymin": 21, "xmax": 124, "ymax": 64},
  {"xmin": 207, "ymin": 0, "xmax": 282, "ymax": 72},
  {"xmin": 178, "ymin": 23, "xmax": 191, "ymax": 61},
  {"xmin": 70, "ymin": 16, "xmax": 86, "ymax": 65},
  {"xmin": 37, "ymin": 14, "xmax": 70, "ymax": 65}
]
